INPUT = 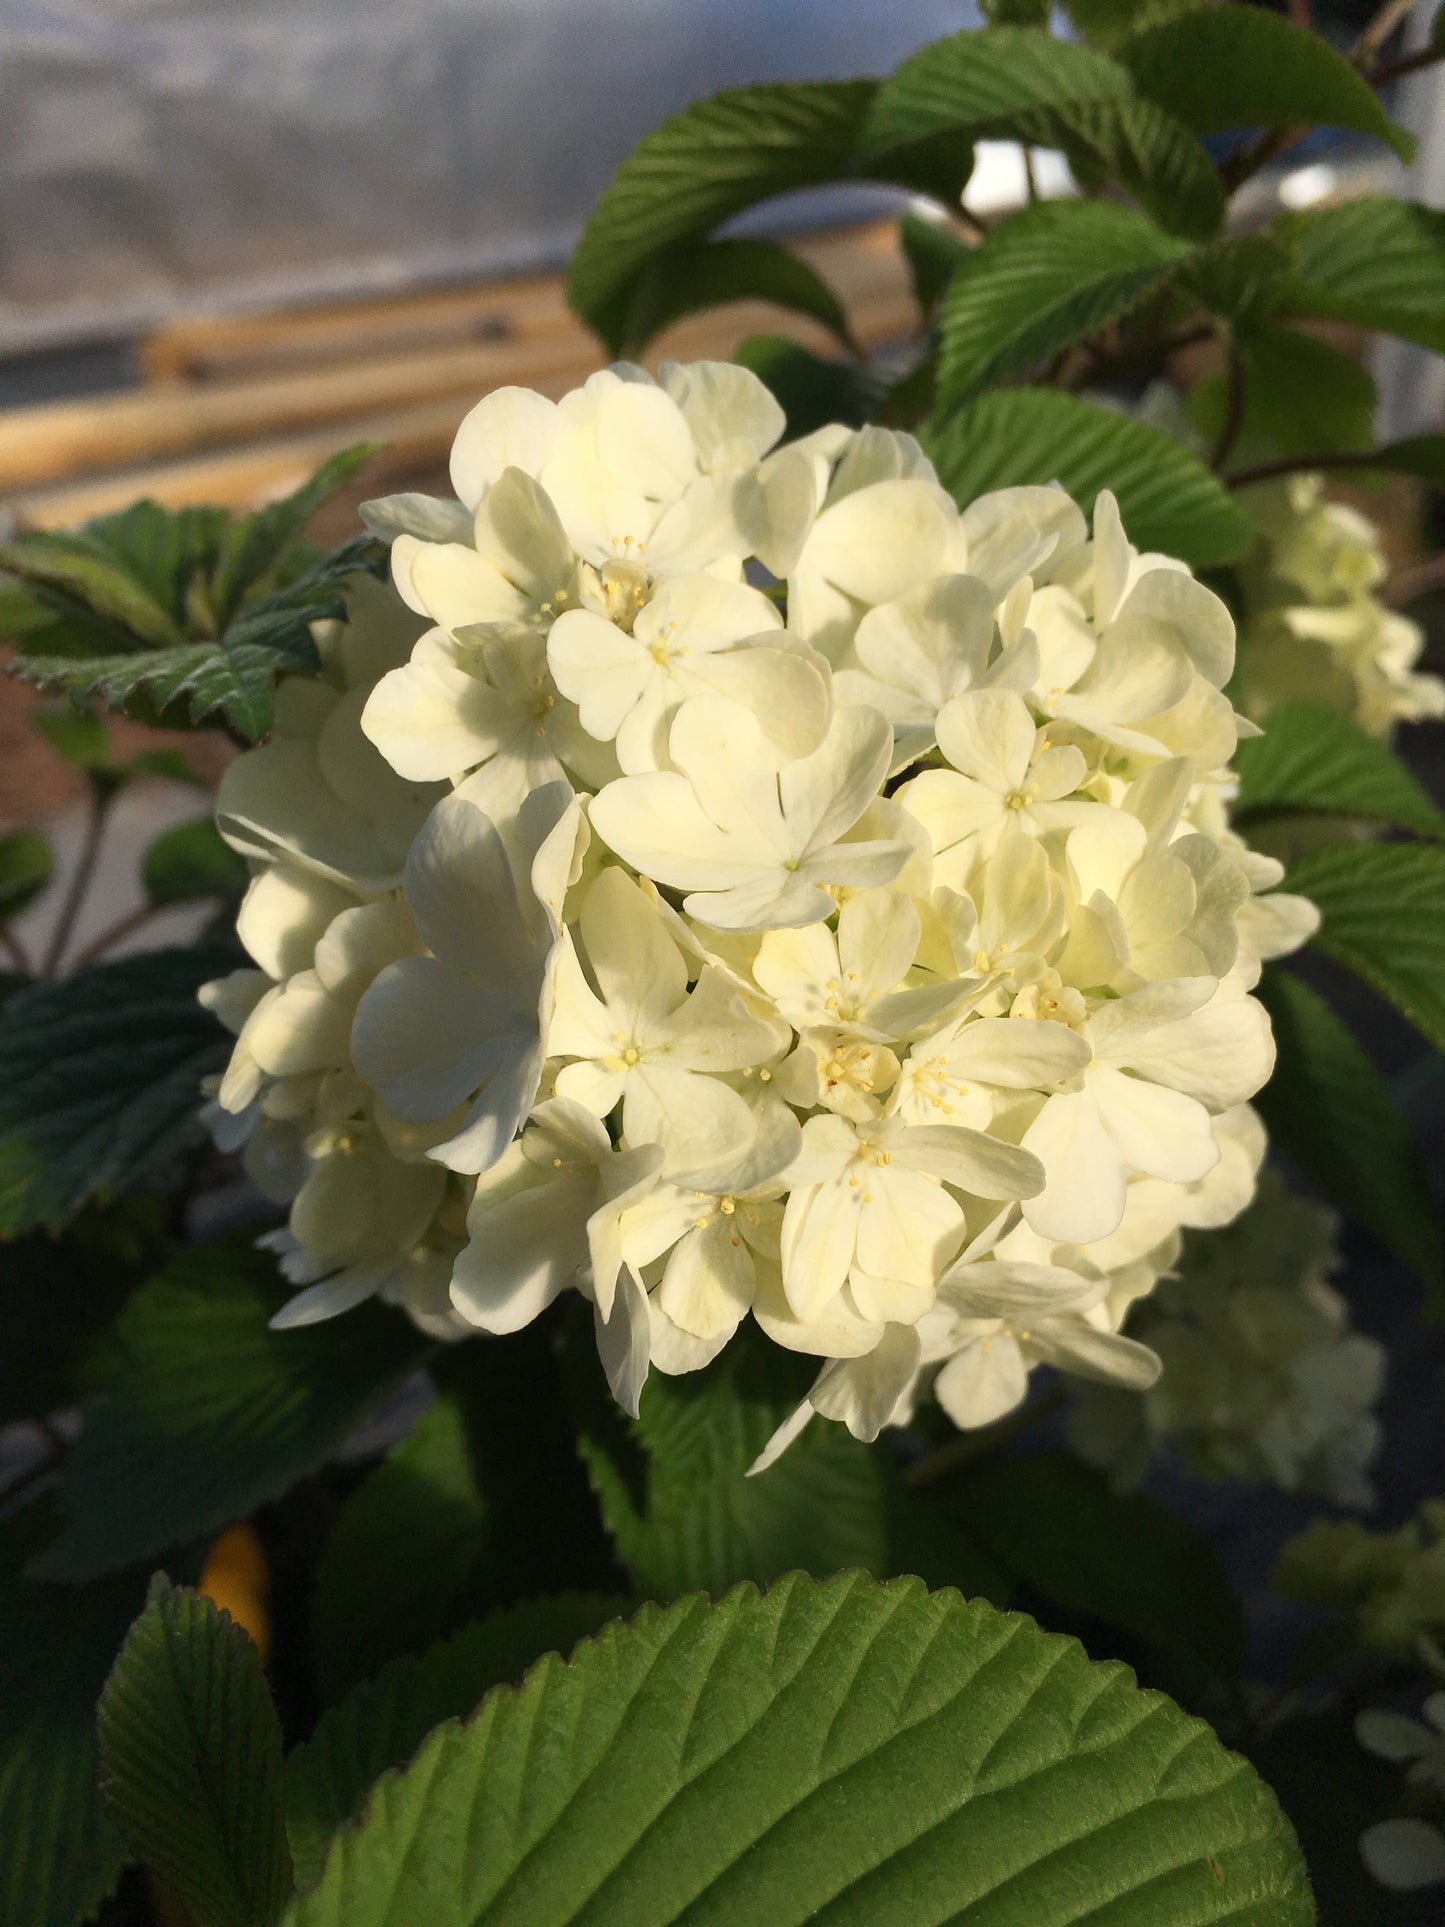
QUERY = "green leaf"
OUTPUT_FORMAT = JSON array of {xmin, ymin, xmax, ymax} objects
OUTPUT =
[
  {"xmin": 1064, "ymin": 0, "xmax": 1207, "ymax": 55},
  {"xmin": 611, "ymin": 237, "xmax": 852, "ymax": 357},
  {"xmin": 310, "ymin": 1393, "xmax": 489, "ymax": 1703},
  {"xmin": 0, "ymin": 1509, "xmax": 142, "ymax": 1926},
  {"xmin": 0, "ymin": 827, "xmax": 52, "ymax": 920},
  {"xmin": 924, "ymin": 387, "xmax": 1254, "ymax": 566},
  {"xmin": 567, "ymin": 81, "xmax": 878, "ymax": 350},
  {"xmin": 99, "ymin": 1576, "xmax": 291, "ymax": 1927},
  {"xmin": 860, "ymin": 29, "xmax": 1223, "ymax": 238},
  {"xmin": 143, "ymin": 816, "xmax": 251, "ymax": 906},
  {"xmin": 1349, "ymin": 433, "xmax": 1445, "ymax": 486},
  {"xmin": 0, "ymin": 942, "xmax": 234, "ymax": 1236},
  {"xmin": 1234, "ymin": 704, "xmax": 1445, "ymax": 840},
  {"xmin": 1286, "ymin": 841, "xmax": 1445, "ymax": 1054},
  {"xmin": 1179, "ymin": 235, "xmax": 1295, "ymax": 336},
  {"xmin": 1193, "ymin": 329, "xmax": 1377, "ymax": 463},
  {"xmin": 1278, "ymin": 197, "xmax": 1445, "ymax": 353},
  {"xmin": 33, "ymin": 1237, "xmax": 431, "ymax": 1581},
  {"xmin": 1255, "ymin": 969, "xmax": 1442, "ymax": 1297},
  {"xmin": 284, "ymin": 1572, "xmax": 1313, "ymax": 1927},
  {"xmin": 1123, "ymin": 7, "xmax": 1414, "ymax": 160},
  {"xmin": 8, "ymin": 533, "xmax": 380, "ymax": 740},
  {"xmin": 0, "ymin": 529, "xmax": 186, "ymax": 649},
  {"xmin": 209, "ymin": 444, "xmax": 379, "ymax": 621},
  {"xmin": 936, "ymin": 199, "xmax": 1187, "ymax": 407},
  {"xmin": 0, "ymin": 1201, "xmax": 165, "ymax": 1426},
  {"xmin": 32, "ymin": 705, "xmax": 113, "ymax": 772},
  {"xmin": 899, "ymin": 210, "xmax": 970, "ymax": 318},
  {"xmin": 944, "ymin": 1451, "xmax": 1248, "ymax": 1698},
  {"xmin": 574, "ymin": 1326, "xmax": 1008, "ymax": 1607},
  {"xmin": 285, "ymin": 1596, "xmax": 626, "ymax": 1888},
  {"xmin": 733, "ymin": 335, "xmax": 873, "ymax": 439}
]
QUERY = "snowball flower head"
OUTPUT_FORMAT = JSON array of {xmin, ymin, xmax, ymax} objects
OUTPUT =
[{"xmin": 204, "ymin": 364, "xmax": 1313, "ymax": 1447}]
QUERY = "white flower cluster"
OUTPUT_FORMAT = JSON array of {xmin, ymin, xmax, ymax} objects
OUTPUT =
[
  {"xmin": 1067, "ymin": 1174, "xmax": 1385, "ymax": 1506},
  {"xmin": 1357, "ymin": 1694, "xmax": 1445, "ymax": 1892},
  {"xmin": 202, "ymin": 359, "xmax": 1316, "ymax": 1457},
  {"xmin": 1274, "ymin": 1500, "xmax": 1445, "ymax": 1668},
  {"xmin": 1235, "ymin": 476, "xmax": 1445, "ymax": 737}
]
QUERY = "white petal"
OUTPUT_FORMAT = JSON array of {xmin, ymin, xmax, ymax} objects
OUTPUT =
[
  {"xmin": 935, "ymin": 1334, "xmax": 1030, "ymax": 1429},
  {"xmin": 810, "ymin": 1323, "xmax": 922, "ymax": 1440},
  {"xmin": 1089, "ymin": 1064, "xmax": 1219, "ymax": 1184},
  {"xmin": 595, "ymin": 1265, "xmax": 652, "ymax": 1418},
  {"xmin": 894, "ymin": 1124, "xmax": 1044, "ymax": 1200},
  {"xmin": 1021, "ymin": 1088, "xmax": 1127, "ymax": 1244},
  {"xmin": 450, "ymin": 386, "xmax": 560, "ymax": 508}
]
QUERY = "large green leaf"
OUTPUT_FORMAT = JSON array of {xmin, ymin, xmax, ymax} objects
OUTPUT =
[
  {"xmin": 0, "ymin": 942, "xmax": 234, "ymax": 1237},
  {"xmin": 1255, "ymin": 969, "xmax": 1442, "ymax": 1297},
  {"xmin": 99, "ymin": 1577, "xmax": 291, "ymax": 1927},
  {"xmin": 573, "ymin": 1327, "xmax": 1004, "ymax": 1606},
  {"xmin": 936, "ymin": 199, "xmax": 1187, "ymax": 407},
  {"xmin": 612, "ymin": 237, "xmax": 852, "ymax": 356},
  {"xmin": 33, "ymin": 1238, "xmax": 431, "ymax": 1581},
  {"xmin": 0, "ymin": 1508, "xmax": 142, "ymax": 1927},
  {"xmin": 1179, "ymin": 235, "xmax": 1296, "ymax": 336},
  {"xmin": 861, "ymin": 28, "xmax": 1222, "ymax": 238},
  {"xmin": 285, "ymin": 1596, "xmax": 626, "ymax": 1888},
  {"xmin": 943, "ymin": 1450, "xmax": 1248, "ymax": 1701},
  {"xmin": 924, "ymin": 387, "xmax": 1254, "ymax": 566},
  {"xmin": 1286, "ymin": 841, "xmax": 1445, "ymax": 1055},
  {"xmin": 1192, "ymin": 330, "xmax": 1376, "ymax": 462},
  {"xmin": 143, "ymin": 815, "xmax": 251, "ymax": 906},
  {"xmin": 567, "ymin": 81, "xmax": 878, "ymax": 349},
  {"xmin": 899, "ymin": 210, "xmax": 971, "ymax": 318},
  {"xmin": 1123, "ymin": 7, "xmax": 1413, "ymax": 159},
  {"xmin": 0, "ymin": 529, "xmax": 186, "ymax": 650},
  {"xmin": 310, "ymin": 1393, "xmax": 489, "ymax": 1703},
  {"xmin": 1064, "ymin": 0, "xmax": 1207, "ymax": 55},
  {"xmin": 1278, "ymin": 198, "xmax": 1445, "ymax": 354},
  {"xmin": 208, "ymin": 443, "xmax": 379, "ymax": 622},
  {"xmin": 284, "ymin": 1572, "xmax": 1313, "ymax": 1927},
  {"xmin": 1234, "ymin": 704, "xmax": 1445, "ymax": 841}
]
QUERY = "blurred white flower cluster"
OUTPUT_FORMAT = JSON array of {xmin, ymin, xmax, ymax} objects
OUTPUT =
[
  {"xmin": 1068, "ymin": 1174, "xmax": 1385, "ymax": 1506},
  {"xmin": 1356, "ymin": 1693, "xmax": 1445, "ymax": 1892},
  {"xmin": 1236, "ymin": 476, "xmax": 1445, "ymax": 736},
  {"xmin": 201, "ymin": 359, "xmax": 1316, "ymax": 1454},
  {"xmin": 1275, "ymin": 1499, "xmax": 1445, "ymax": 1670}
]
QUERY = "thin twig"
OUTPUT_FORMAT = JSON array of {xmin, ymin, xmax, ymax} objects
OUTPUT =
[
  {"xmin": 65, "ymin": 899, "xmax": 166, "ymax": 973},
  {"xmin": 1022, "ymin": 145, "xmax": 1040, "ymax": 205},
  {"xmin": 1209, "ymin": 339, "xmax": 1248, "ymax": 473},
  {"xmin": 1352, "ymin": 0, "xmax": 1419, "ymax": 63},
  {"xmin": 1288, "ymin": 0, "xmax": 1313, "ymax": 28},
  {"xmin": 904, "ymin": 1385, "xmax": 1069, "ymax": 1490},
  {"xmin": 1224, "ymin": 447, "xmax": 1403, "ymax": 488},
  {"xmin": 0, "ymin": 1426, "xmax": 66, "ymax": 1514},
  {"xmin": 39, "ymin": 780, "xmax": 116, "ymax": 977},
  {"xmin": 1368, "ymin": 42, "xmax": 1445, "ymax": 87}
]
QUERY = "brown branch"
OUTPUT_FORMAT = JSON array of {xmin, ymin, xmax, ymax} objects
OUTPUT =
[
  {"xmin": 65, "ymin": 899, "xmax": 167, "ymax": 973},
  {"xmin": 39, "ymin": 781, "xmax": 117, "ymax": 977},
  {"xmin": 1224, "ymin": 447, "xmax": 1401, "ymax": 488},
  {"xmin": 0, "ymin": 926, "xmax": 30, "ymax": 975},
  {"xmin": 1353, "ymin": 0, "xmax": 1420, "ymax": 63},
  {"xmin": 1209, "ymin": 340, "xmax": 1248, "ymax": 472},
  {"xmin": 1368, "ymin": 42, "xmax": 1445, "ymax": 88}
]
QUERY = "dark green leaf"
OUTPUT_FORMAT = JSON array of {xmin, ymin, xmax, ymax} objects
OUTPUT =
[
  {"xmin": 945, "ymin": 1451, "xmax": 1248, "ymax": 1696},
  {"xmin": 574, "ymin": 1326, "xmax": 1006, "ymax": 1606},
  {"xmin": 1235, "ymin": 703, "xmax": 1445, "ymax": 839},
  {"xmin": 310, "ymin": 1393, "xmax": 489, "ymax": 1703},
  {"xmin": 1287, "ymin": 840, "xmax": 1445, "ymax": 1054},
  {"xmin": 936, "ymin": 198, "xmax": 1187, "ymax": 407},
  {"xmin": 924, "ymin": 386, "xmax": 1254, "ymax": 566},
  {"xmin": 899, "ymin": 210, "xmax": 971, "ymax": 318},
  {"xmin": 0, "ymin": 942, "xmax": 233, "ymax": 1236},
  {"xmin": 1351, "ymin": 433, "xmax": 1445, "ymax": 485},
  {"xmin": 143, "ymin": 816, "xmax": 251, "ymax": 906},
  {"xmin": 0, "ymin": 827, "xmax": 52, "ymax": 920},
  {"xmin": 733, "ymin": 335, "xmax": 872, "ymax": 439},
  {"xmin": 1179, "ymin": 235, "xmax": 1295, "ymax": 335},
  {"xmin": 1124, "ymin": 8, "xmax": 1414, "ymax": 159},
  {"xmin": 1278, "ymin": 197, "xmax": 1445, "ymax": 352},
  {"xmin": 1064, "ymin": 0, "xmax": 1207, "ymax": 55},
  {"xmin": 0, "ymin": 1509, "xmax": 142, "ymax": 1926},
  {"xmin": 285, "ymin": 1596, "xmax": 626, "ymax": 1888},
  {"xmin": 99, "ymin": 1576, "xmax": 291, "ymax": 1927},
  {"xmin": 1255, "ymin": 969, "xmax": 1442, "ymax": 1297},
  {"xmin": 568, "ymin": 81, "xmax": 878, "ymax": 349},
  {"xmin": 860, "ymin": 29, "xmax": 1223, "ymax": 238},
  {"xmin": 33, "ymin": 1237, "xmax": 431, "ymax": 1581},
  {"xmin": 284, "ymin": 1573, "xmax": 1313, "ymax": 1927},
  {"xmin": 1194, "ymin": 329, "xmax": 1377, "ymax": 463},
  {"xmin": 613, "ymin": 238, "xmax": 852, "ymax": 357}
]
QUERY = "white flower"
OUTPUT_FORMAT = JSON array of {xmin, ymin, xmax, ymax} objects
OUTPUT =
[
  {"xmin": 352, "ymin": 778, "xmax": 582, "ymax": 1174},
  {"xmin": 779, "ymin": 1111, "xmax": 1043, "ymax": 1325},
  {"xmin": 589, "ymin": 696, "xmax": 912, "ymax": 930},
  {"xmin": 546, "ymin": 572, "xmax": 830, "ymax": 774},
  {"xmin": 891, "ymin": 1011, "xmax": 1091, "ymax": 1130},
  {"xmin": 897, "ymin": 689, "xmax": 1094, "ymax": 885},
  {"xmin": 1020, "ymin": 977, "xmax": 1274, "ymax": 1244},
  {"xmin": 1358, "ymin": 1694, "xmax": 1445, "ymax": 1889},
  {"xmin": 547, "ymin": 865, "xmax": 787, "ymax": 1180}
]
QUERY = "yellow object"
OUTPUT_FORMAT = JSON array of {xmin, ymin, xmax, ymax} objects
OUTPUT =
[{"xmin": 198, "ymin": 1522, "xmax": 271, "ymax": 1665}]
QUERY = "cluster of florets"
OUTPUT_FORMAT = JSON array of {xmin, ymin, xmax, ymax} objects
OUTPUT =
[
  {"xmin": 1068, "ymin": 1173, "xmax": 1384, "ymax": 1506},
  {"xmin": 1275, "ymin": 1499, "xmax": 1445, "ymax": 1668},
  {"xmin": 1236, "ymin": 475, "xmax": 1445, "ymax": 736},
  {"xmin": 201, "ymin": 358, "xmax": 1318, "ymax": 1459}
]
